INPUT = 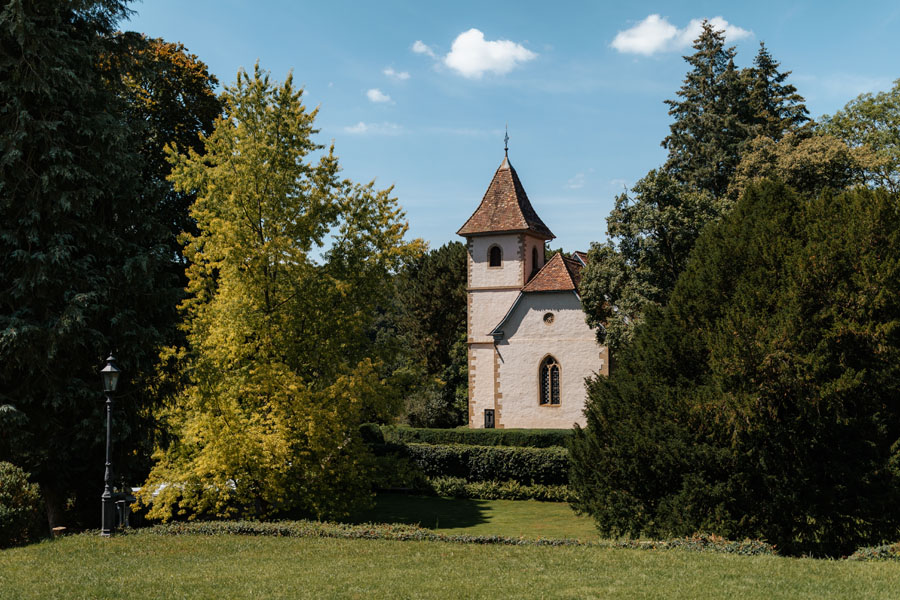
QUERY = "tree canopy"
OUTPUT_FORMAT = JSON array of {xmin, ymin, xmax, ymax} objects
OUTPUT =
[
  {"xmin": 571, "ymin": 181, "xmax": 900, "ymax": 555},
  {"xmin": 581, "ymin": 23, "xmax": 809, "ymax": 352},
  {"xmin": 392, "ymin": 241, "xmax": 468, "ymax": 427},
  {"xmin": 820, "ymin": 78, "xmax": 900, "ymax": 193},
  {"xmin": 104, "ymin": 32, "xmax": 222, "ymax": 268},
  {"xmin": 580, "ymin": 171, "xmax": 722, "ymax": 350},
  {"xmin": 0, "ymin": 0, "xmax": 187, "ymax": 528},
  {"xmin": 729, "ymin": 131, "xmax": 878, "ymax": 201},
  {"xmin": 140, "ymin": 65, "xmax": 421, "ymax": 521}
]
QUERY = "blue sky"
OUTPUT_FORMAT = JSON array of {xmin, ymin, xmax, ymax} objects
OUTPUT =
[{"xmin": 126, "ymin": 0, "xmax": 900, "ymax": 253}]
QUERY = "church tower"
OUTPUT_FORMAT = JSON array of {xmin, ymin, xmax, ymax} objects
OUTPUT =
[{"xmin": 457, "ymin": 152, "xmax": 555, "ymax": 428}]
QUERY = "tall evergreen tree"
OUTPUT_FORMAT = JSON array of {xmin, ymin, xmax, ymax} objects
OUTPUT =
[
  {"xmin": 662, "ymin": 21, "xmax": 749, "ymax": 198},
  {"xmin": 744, "ymin": 42, "xmax": 809, "ymax": 141},
  {"xmin": 0, "ymin": 0, "xmax": 180, "ymax": 527},
  {"xmin": 582, "ymin": 26, "xmax": 811, "ymax": 352}
]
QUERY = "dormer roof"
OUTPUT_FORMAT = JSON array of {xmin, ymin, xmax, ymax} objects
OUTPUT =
[
  {"xmin": 522, "ymin": 252, "xmax": 584, "ymax": 294},
  {"xmin": 457, "ymin": 156, "xmax": 555, "ymax": 240}
]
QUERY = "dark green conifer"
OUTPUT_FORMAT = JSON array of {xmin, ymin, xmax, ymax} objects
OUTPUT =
[
  {"xmin": 744, "ymin": 42, "xmax": 809, "ymax": 140},
  {"xmin": 662, "ymin": 21, "xmax": 749, "ymax": 198},
  {"xmin": 0, "ymin": 0, "xmax": 179, "ymax": 527},
  {"xmin": 572, "ymin": 181, "xmax": 900, "ymax": 556}
]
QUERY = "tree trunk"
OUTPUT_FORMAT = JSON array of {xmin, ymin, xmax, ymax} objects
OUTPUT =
[{"xmin": 41, "ymin": 482, "xmax": 66, "ymax": 532}]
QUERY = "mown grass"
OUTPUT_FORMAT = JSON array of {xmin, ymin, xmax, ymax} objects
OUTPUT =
[
  {"xmin": 347, "ymin": 493, "xmax": 597, "ymax": 540},
  {"xmin": 2, "ymin": 533, "xmax": 900, "ymax": 599}
]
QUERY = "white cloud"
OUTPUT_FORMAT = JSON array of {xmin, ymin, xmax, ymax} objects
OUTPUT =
[
  {"xmin": 444, "ymin": 28, "xmax": 537, "ymax": 79},
  {"xmin": 566, "ymin": 173, "xmax": 586, "ymax": 190},
  {"xmin": 611, "ymin": 14, "xmax": 752, "ymax": 56},
  {"xmin": 412, "ymin": 40, "xmax": 436, "ymax": 58},
  {"xmin": 343, "ymin": 121, "xmax": 403, "ymax": 135},
  {"xmin": 384, "ymin": 67, "xmax": 410, "ymax": 81},
  {"xmin": 366, "ymin": 88, "xmax": 392, "ymax": 103}
]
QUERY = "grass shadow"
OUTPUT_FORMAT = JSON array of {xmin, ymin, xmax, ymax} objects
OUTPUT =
[{"xmin": 347, "ymin": 494, "xmax": 491, "ymax": 531}]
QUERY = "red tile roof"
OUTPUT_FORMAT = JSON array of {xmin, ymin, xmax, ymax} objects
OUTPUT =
[
  {"xmin": 457, "ymin": 157, "xmax": 555, "ymax": 239},
  {"xmin": 573, "ymin": 251, "xmax": 588, "ymax": 266},
  {"xmin": 522, "ymin": 253, "xmax": 584, "ymax": 293}
]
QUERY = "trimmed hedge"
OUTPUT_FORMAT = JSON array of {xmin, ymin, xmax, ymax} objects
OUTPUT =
[
  {"xmin": 404, "ymin": 443, "xmax": 568, "ymax": 486},
  {"xmin": 140, "ymin": 519, "xmax": 582, "ymax": 547},
  {"xmin": 382, "ymin": 426, "xmax": 572, "ymax": 448},
  {"xmin": 136, "ymin": 520, "xmax": 777, "ymax": 555},
  {"xmin": 426, "ymin": 477, "xmax": 573, "ymax": 502}
]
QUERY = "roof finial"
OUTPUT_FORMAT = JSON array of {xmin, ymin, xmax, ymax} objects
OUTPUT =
[{"xmin": 504, "ymin": 124, "xmax": 509, "ymax": 157}]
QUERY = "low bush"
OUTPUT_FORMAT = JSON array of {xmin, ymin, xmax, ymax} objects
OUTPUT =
[
  {"xmin": 610, "ymin": 533, "xmax": 777, "ymax": 557},
  {"xmin": 358, "ymin": 423, "xmax": 385, "ymax": 446},
  {"xmin": 848, "ymin": 542, "xmax": 900, "ymax": 561},
  {"xmin": 0, "ymin": 462, "xmax": 43, "ymax": 548},
  {"xmin": 383, "ymin": 426, "xmax": 572, "ymax": 448},
  {"xmin": 426, "ymin": 476, "xmax": 574, "ymax": 502},
  {"xmin": 404, "ymin": 443, "xmax": 568, "ymax": 485}
]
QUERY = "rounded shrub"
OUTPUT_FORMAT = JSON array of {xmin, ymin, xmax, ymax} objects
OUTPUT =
[{"xmin": 0, "ymin": 462, "xmax": 43, "ymax": 547}]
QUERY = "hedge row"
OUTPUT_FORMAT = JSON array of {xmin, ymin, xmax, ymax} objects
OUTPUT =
[
  {"xmin": 140, "ymin": 519, "xmax": 582, "ymax": 547},
  {"xmin": 403, "ymin": 443, "xmax": 568, "ymax": 486},
  {"xmin": 137, "ymin": 521, "xmax": 777, "ymax": 555},
  {"xmin": 382, "ymin": 426, "xmax": 572, "ymax": 448},
  {"xmin": 425, "ymin": 477, "xmax": 573, "ymax": 502}
]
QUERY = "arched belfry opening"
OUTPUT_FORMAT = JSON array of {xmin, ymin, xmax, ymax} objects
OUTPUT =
[{"xmin": 489, "ymin": 245, "xmax": 502, "ymax": 267}]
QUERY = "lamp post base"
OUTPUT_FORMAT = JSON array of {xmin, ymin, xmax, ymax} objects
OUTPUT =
[{"xmin": 101, "ymin": 495, "xmax": 115, "ymax": 537}]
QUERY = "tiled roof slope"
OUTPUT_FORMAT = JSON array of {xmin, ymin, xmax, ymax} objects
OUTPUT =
[
  {"xmin": 457, "ymin": 157, "xmax": 555, "ymax": 239},
  {"xmin": 522, "ymin": 253, "xmax": 584, "ymax": 293},
  {"xmin": 573, "ymin": 251, "xmax": 588, "ymax": 266}
]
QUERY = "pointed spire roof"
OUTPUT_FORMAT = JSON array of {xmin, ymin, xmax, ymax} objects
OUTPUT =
[
  {"xmin": 457, "ymin": 157, "xmax": 555, "ymax": 240},
  {"xmin": 522, "ymin": 253, "xmax": 584, "ymax": 293}
]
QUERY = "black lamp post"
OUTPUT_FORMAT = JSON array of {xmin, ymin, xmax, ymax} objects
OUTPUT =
[{"xmin": 100, "ymin": 354, "xmax": 120, "ymax": 537}]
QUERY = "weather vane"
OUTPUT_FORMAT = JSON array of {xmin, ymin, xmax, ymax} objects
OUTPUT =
[{"xmin": 504, "ymin": 124, "xmax": 509, "ymax": 157}]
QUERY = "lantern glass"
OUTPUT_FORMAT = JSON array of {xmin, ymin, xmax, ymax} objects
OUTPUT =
[{"xmin": 101, "ymin": 355, "xmax": 120, "ymax": 393}]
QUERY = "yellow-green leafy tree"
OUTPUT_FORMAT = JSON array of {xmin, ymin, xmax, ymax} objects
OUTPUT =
[{"xmin": 140, "ymin": 65, "xmax": 422, "ymax": 521}]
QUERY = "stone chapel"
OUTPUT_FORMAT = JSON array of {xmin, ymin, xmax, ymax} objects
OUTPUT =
[{"xmin": 457, "ymin": 152, "xmax": 609, "ymax": 429}]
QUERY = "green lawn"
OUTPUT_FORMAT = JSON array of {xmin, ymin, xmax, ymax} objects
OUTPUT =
[
  {"xmin": 3, "ymin": 495, "xmax": 898, "ymax": 598},
  {"xmin": 3, "ymin": 533, "xmax": 900, "ymax": 599},
  {"xmin": 347, "ymin": 493, "xmax": 598, "ymax": 540}
]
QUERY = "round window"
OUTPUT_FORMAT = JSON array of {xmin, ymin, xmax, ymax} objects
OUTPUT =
[{"xmin": 543, "ymin": 312, "xmax": 555, "ymax": 325}]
